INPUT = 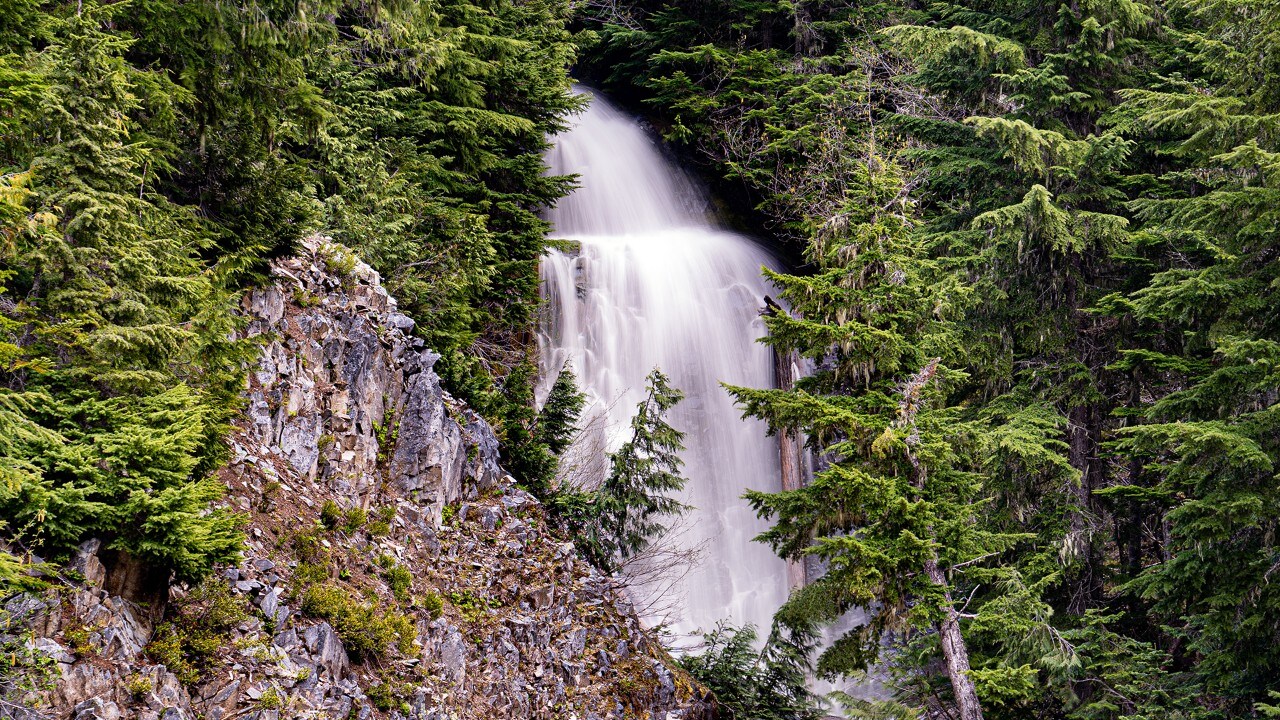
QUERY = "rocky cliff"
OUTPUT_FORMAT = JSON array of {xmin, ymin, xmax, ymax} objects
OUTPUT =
[{"xmin": 4, "ymin": 237, "xmax": 710, "ymax": 720}]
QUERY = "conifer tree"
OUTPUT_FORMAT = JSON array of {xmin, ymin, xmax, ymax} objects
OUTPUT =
[
  {"xmin": 539, "ymin": 363, "xmax": 587, "ymax": 455},
  {"xmin": 726, "ymin": 149, "xmax": 1008, "ymax": 720},
  {"xmin": 595, "ymin": 369, "xmax": 688, "ymax": 567},
  {"xmin": 1106, "ymin": 0, "xmax": 1280, "ymax": 701},
  {"xmin": 0, "ymin": 3, "xmax": 242, "ymax": 580}
]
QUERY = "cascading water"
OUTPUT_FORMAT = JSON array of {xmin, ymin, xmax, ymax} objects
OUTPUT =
[{"xmin": 537, "ymin": 88, "xmax": 790, "ymax": 641}]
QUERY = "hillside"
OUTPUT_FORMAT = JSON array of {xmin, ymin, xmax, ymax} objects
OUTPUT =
[{"xmin": 3, "ymin": 237, "xmax": 708, "ymax": 720}]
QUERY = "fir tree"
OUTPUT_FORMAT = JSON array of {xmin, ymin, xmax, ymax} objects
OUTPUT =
[
  {"xmin": 538, "ymin": 363, "xmax": 587, "ymax": 456},
  {"xmin": 595, "ymin": 368, "xmax": 689, "ymax": 568}
]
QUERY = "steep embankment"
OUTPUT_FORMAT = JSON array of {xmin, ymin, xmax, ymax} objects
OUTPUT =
[{"xmin": 7, "ymin": 237, "xmax": 709, "ymax": 720}]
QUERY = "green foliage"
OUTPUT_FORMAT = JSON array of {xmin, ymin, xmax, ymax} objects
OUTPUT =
[
  {"xmin": 0, "ymin": 2, "xmax": 245, "ymax": 583},
  {"xmin": 446, "ymin": 589, "xmax": 501, "ymax": 624},
  {"xmin": 125, "ymin": 673, "xmax": 153, "ymax": 698},
  {"xmin": 561, "ymin": 368, "xmax": 689, "ymax": 571},
  {"xmin": 319, "ymin": 501, "xmax": 343, "ymax": 531},
  {"xmin": 256, "ymin": 686, "xmax": 283, "ymax": 710},
  {"xmin": 298, "ymin": 585, "xmax": 415, "ymax": 661},
  {"xmin": 539, "ymin": 363, "xmax": 587, "ymax": 455},
  {"xmin": 577, "ymin": 0, "xmax": 1280, "ymax": 715},
  {"xmin": 384, "ymin": 564, "xmax": 412, "ymax": 604},
  {"xmin": 678, "ymin": 623, "xmax": 820, "ymax": 720},
  {"xmin": 0, "ymin": 0, "xmax": 582, "ymax": 584},
  {"xmin": 145, "ymin": 577, "xmax": 249, "ymax": 686},
  {"xmin": 1, "ymin": 600, "xmax": 57, "ymax": 708}
]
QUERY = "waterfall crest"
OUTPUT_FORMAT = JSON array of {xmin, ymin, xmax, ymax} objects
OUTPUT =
[{"xmin": 538, "ymin": 88, "xmax": 789, "ymax": 640}]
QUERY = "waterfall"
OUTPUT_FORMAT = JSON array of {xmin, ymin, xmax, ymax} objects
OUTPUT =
[{"xmin": 537, "ymin": 88, "xmax": 789, "ymax": 641}]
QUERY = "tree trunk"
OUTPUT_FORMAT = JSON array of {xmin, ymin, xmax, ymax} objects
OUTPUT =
[
  {"xmin": 899, "ymin": 359, "xmax": 984, "ymax": 720},
  {"xmin": 793, "ymin": 1, "xmax": 818, "ymax": 56},
  {"xmin": 769, "ymin": 303, "xmax": 807, "ymax": 590},
  {"xmin": 925, "ymin": 557, "xmax": 985, "ymax": 720}
]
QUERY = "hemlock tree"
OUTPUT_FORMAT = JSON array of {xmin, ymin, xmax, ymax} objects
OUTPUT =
[
  {"xmin": 1106, "ymin": 0, "xmax": 1280, "ymax": 700},
  {"xmin": 566, "ymin": 368, "xmax": 689, "ymax": 572},
  {"xmin": 596, "ymin": 368, "xmax": 689, "ymax": 568},
  {"xmin": 726, "ymin": 151, "xmax": 1012, "ymax": 720},
  {"xmin": 677, "ymin": 622, "xmax": 820, "ymax": 720},
  {"xmin": 539, "ymin": 363, "xmax": 587, "ymax": 456},
  {"xmin": 0, "ymin": 4, "xmax": 243, "ymax": 582}
]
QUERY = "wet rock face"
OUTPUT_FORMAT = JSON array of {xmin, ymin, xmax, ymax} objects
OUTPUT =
[{"xmin": 12, "ymin": 236, "xmax": 711, "ymax": 720}]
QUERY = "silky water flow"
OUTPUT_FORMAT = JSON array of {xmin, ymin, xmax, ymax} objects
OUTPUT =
[{"xmin": 536, "ymin": 88, "xmax": 790, "ymax": 643}]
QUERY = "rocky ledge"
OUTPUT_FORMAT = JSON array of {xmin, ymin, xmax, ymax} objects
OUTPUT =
[{"xmin": 4, "ymin": 236, "xmax": 711, "ymax": 720}]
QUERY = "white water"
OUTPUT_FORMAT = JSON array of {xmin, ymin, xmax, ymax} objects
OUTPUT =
[{"xmin": 537, "ymin": 89, "xmax": 789, "ymax": 641}]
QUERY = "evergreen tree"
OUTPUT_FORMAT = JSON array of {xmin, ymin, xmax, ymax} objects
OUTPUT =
[
  {"xmin": 725, "ymin": 147, "xmax": 1011, "ymax": 720},
  {"xmin": 0, "ymin": 3, "xmax": 242, "ymax": 581},
  {"xmin": 562, "ymin": 368, "xmax": 689, "ymax": 572},
  {"xmin": 539, "ymin": 363, "xmax": 587, "ymax": 455},
  {"xmin": 595, "ymin": 368, "xmax": 688, "ymax": 568},
  {"xmin": 1105, "ymin": 0, "xmax": 1280, "ymax": 702},
  {"xmin": 678, "ymin": 623, "xmax": 820, "ymax": 720}
]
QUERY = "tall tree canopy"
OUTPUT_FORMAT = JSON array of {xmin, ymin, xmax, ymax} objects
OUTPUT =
[
  {"xmin": 576, "ymin": 0, "xmax": 1280, "ymax": 717},
  {"xmin": 0, "ymin": 0, "xmax": 579, "ymax": 584}
]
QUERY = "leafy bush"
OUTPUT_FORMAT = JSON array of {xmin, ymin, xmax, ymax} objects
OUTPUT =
[
  {"xmin": 422, "ymin": 592, "xmax": 444, "ymax": 620},
  {"xmin": 145, "ymin": 578, "xmax": 249, "ymax": 686},
  {"xmin": 319, "ymin": 501, "xmax": 343, "ymax": 531},
  {"xmin": 385, "ymin": 566, "xmax": 412, "ymax": 604},
  {"xmin": 299, "ymin": 585, "xmax": 415, "ymax": 661}
]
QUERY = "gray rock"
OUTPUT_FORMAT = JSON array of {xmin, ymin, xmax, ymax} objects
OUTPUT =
[
  {"xmin": 67, "ymin": 539, "xmax": 106, "ymax": 588},
  {"xmin": 303, "ymin": 622, "xmax": 348, "ymax": 680},
  {"xmin": 73, "ymin": 698, "xmax": 122, "ymax": 720},
  {"xmin": 388, "ymin": 312, "xmax": 416, "ymax": 330},
  {"xmin": 31, "ymin": 637, "xmax": 74, "ymax": 664},
  {"xmin": 478, "ymin": 506, "xmax": 503, "ymax": 532},
  {"xmin": 58, "ymin": 662, "xmax": 116, "ymax": 708},
  {"xmin": 259, "ymin": 588, "xmax": 289, "ymax": 628},
  {"xmin": 566, "ymin": 627, "xmax": 588, "ymax": 658},
  {"xmin": 439, "ymin": 628, "xmax": 468, "ymax": 689},
  {"xmin": 529, "ymin": 585, "xmax": 555, "ymax": 611}
]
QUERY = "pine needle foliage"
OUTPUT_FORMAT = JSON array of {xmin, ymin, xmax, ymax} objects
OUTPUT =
[
  {"xmin": 1, "ymin": 0, "xmax": 580, "ymax": 587},
  {"xmin": 576, "ymin": 0, "xmax": 1280, "ymax": 715}
]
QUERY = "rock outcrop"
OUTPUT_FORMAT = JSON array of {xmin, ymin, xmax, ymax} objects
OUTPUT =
[{"xmin": 6, "ymin": 236, "xmax": 710, "ymax": 720}]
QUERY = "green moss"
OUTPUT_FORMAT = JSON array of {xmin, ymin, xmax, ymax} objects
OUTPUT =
[
  {"xmin": 292, "ymin": 288, "xmax": 322, "ymax": 308},
  {"xmin": 318, "ymin": 243, "xmax": 358, "ymax": 278},
  {"xmin": 368, "ymin": 505, "xmax": 396, "ymax": 536},
  {"xmin": 366, "ymin": 677, "xmax": 414, "ymax": 713},
  {"xmin": 258, "ymin": 480, "xmax": 281, "ymax": 511},
  {"xmin": 62, "ymin": 622, "xmax": 94, "ymax": 658}
]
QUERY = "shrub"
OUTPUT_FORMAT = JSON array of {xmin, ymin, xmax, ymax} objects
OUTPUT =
[
  {"xmin": 125, "ymin": 673, "xmax": 153, "ymax": 698},
  {"xmin": 368, "ymin": 505, "xmax": 396, "ymax": 536},
  {"xmin": 422, "ymin": 591, "xmax": 443, "ymax": 620},
  {"xmin": 385, "ymin": 565, "xmax": 412, "ymax": 603},
  {"xmin": 342, "ymin": 506, "xmax": 367, "ymax": 534},
  {"xmin": 257, "ymin": 686, "xmax": 284, "ymax": 709},
  {"xmin": 299, "ymin": 585, "xmax": 415, "ymax": 661},
  {"xmin": 319, "ymin": 500, "xmax": 343, "ymax": 530},
  {"xmin": 145, "ymin": 578, "xmax": 249, "ymax": 686}
]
